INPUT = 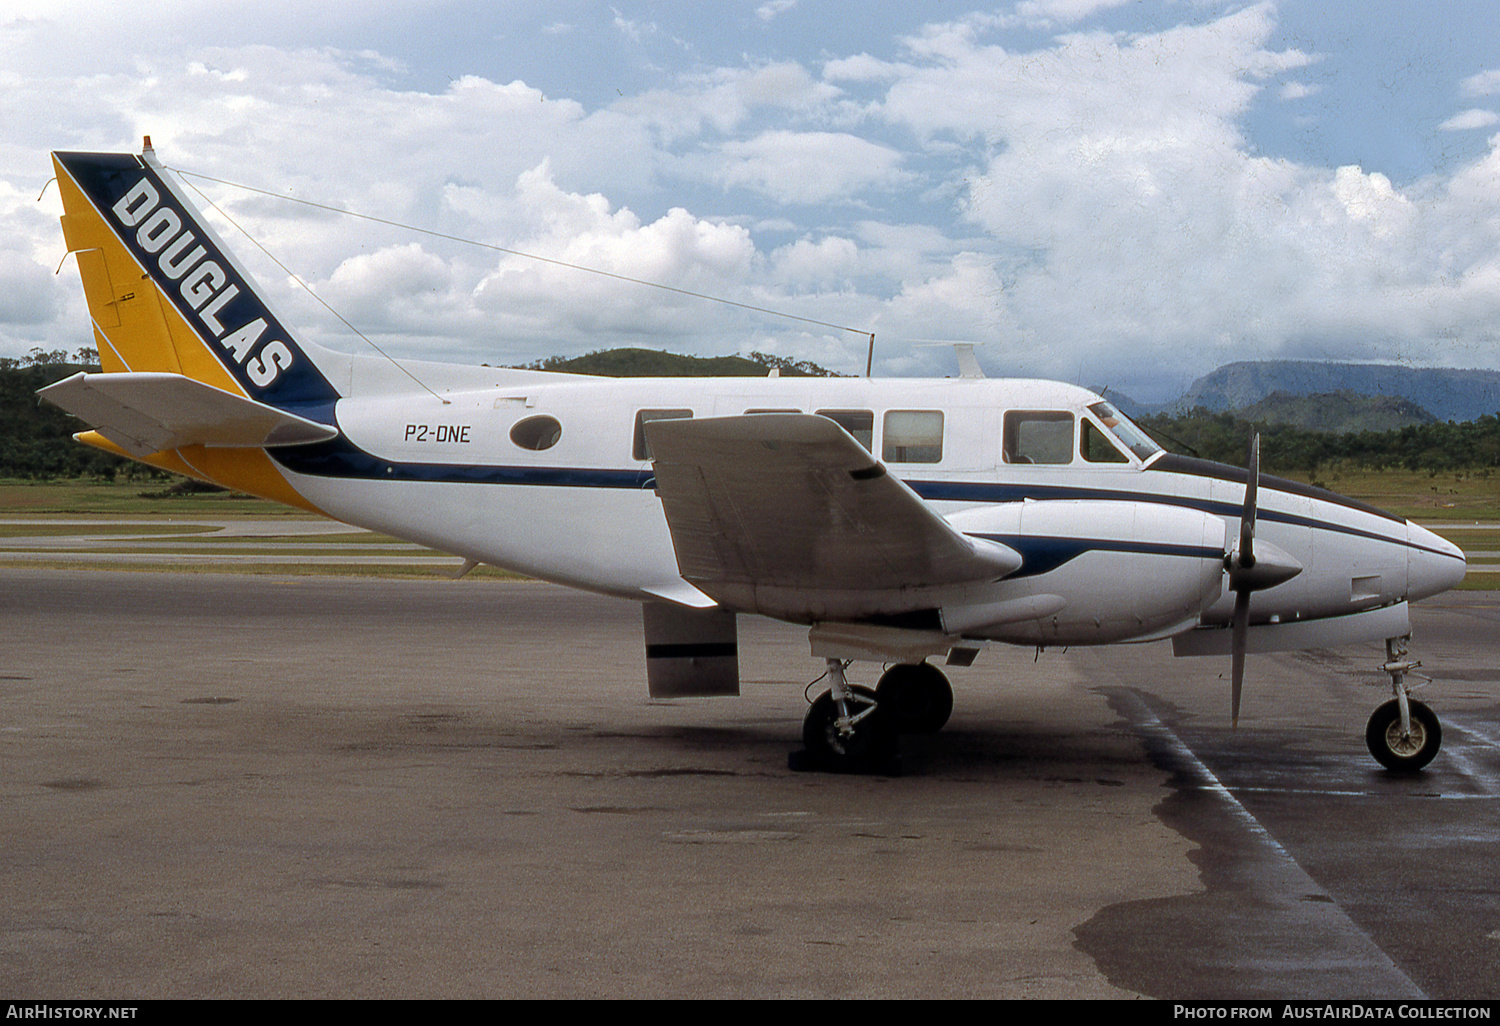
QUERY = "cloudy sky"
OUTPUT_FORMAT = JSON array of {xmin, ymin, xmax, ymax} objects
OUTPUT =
[{"xmin": 4, "ymin": 0, "xmax": 1500, "ymax": 401}]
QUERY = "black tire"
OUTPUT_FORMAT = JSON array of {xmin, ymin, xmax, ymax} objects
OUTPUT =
[
  {"xmin": 876, "ymin": 662, "xmax": 953, "ymax": 733},
  {"xmin": 801, "ymin": 686, "xmax": 897, "ymax": 771},
  {"xmin": 1366, "ymin": 699, "xmax": 1442, "ymax": 772}
]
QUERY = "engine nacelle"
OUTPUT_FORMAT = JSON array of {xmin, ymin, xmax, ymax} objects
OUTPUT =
[{"xmin": 942, "ymin": 500, "xmax": 1226, "ymax": 645}]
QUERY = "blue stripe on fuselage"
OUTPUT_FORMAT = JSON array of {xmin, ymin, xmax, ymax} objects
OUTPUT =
[
  {"xmin": 270, "ymin": 437, "xmax": 1443, "ymax": 559},
  {"xmin": 273, "ymin": 436, "xmax": 654, "ymax": 489},
  {"xmin": 971, "ymin": 534, "xmax": 1224, "ymax": 578}
]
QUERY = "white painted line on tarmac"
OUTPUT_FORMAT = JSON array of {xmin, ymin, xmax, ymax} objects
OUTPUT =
[
  {"xmin": 1449, "ymin": 718, "xmax": 1500, "ymax": 751},
  {"xmin": 1121, "ymin": 690, "xmax": 1299, "ymax": 849},
  {"xmin": 1441, "ymin": 719, "xmax": 1500, "ymax": 797},
  {"xmin": 1117, "ymin": 688, "xmax": 1429, "ymax": 999},
  {"xmin": 1211, "ymin": 786, "xmax": 1497, "ymax": 800}
]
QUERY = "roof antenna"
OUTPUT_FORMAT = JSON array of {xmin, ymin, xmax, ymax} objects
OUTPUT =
[
  {"xmin": 911, "ymin": 340, "xmax": 986, "ymax": 379},
  {"xmin": 865, "ymin": 333, "xmax": 875, "ymax": 378},
  {"xmin": 952, "ymin": 342, "xmax": 984, "ymax": 379}
]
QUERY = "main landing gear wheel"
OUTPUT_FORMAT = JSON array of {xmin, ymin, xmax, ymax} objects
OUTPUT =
[
  {"xmin": 798, "ymin": 684, "xmax": 899, "ymax": 773},
  {"xmin": 1366, "ymin": 699, "xmax": 1441, "ymax": 772},
  {"xmin": 876, "ymin": 662, "xmax": 953, "ymax": 734}
]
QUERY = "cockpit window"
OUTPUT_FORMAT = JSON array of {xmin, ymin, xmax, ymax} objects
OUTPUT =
[
  {"xmin": 1003, "ymin": 411, "xmax": 1073, "ymax": 464},
  {"xmin": 1081, "ymin": 419, "xmax": 1129, "ymax": 463},
  {"xmin": 1087, "ymin": 401, "xmax": 1161, "ymax": 460}
]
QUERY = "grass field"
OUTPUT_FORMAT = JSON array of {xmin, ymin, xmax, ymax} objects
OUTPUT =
[
  {"xmin": 1292, "ymin": 467, "xmax": 1500, "ymax": 521},
  {"xmin": 0, "ymin": 521, "xmax": 219, "ymax": 538},
  {"xmin": 1434, "ymin": 529, "xmax": 1500, "ymax": 549},
  {"xmin": 0, "ymin": 478, "xmax": 300, "ymax": 516},
  {"xmin": 0, "ymin": 481, "xmax": 525, "ymax": 578},
  {"xmin": 0, "ymin": 557, "xmax": 524, "ymax": 579}
]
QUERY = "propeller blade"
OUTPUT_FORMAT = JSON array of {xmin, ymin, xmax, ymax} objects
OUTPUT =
[
  {"xmin": 1231, "ymin": 587, "xmax": 1251, "ymax": 728},
  {"xmin": 1239, "ymin": 432, "xmax": 1259, "ymax": 570}
]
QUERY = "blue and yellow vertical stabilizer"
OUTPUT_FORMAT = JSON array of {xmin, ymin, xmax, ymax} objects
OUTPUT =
[{"xmin": 43, "ymin": 140, "xmax": 342, "ymax": 512}]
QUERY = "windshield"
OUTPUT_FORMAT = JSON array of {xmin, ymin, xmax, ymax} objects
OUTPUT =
[{"xmin": 1087, "ymin": 401, "xmax": 1162, "ymax": 461}]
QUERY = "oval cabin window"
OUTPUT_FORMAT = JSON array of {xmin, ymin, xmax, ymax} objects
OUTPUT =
[{"xmin": 509, "ymin": 415, "xmax": 562, "ymax": 451}]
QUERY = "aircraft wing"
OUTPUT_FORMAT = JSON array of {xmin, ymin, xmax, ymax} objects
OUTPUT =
[
  {"xmin": 645, "ymin": 414, "xmax": 1020, "ymax": 596},
  {"xmin": 38, "ymin": 371, "xmax": 338, "ymax": 458}
]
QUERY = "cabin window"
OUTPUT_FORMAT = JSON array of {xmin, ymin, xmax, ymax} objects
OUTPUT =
[
  {"xmin": 1080, "ymin": 419, "xmax": 1129, "ymax": 463},
  {"xmin": 815, "ymin": 409, "xmax": 873, "ymax": 452},
  {"xmin": 510, "ymin": 415, "xmax": 563, "ymax": 452},
  {"xmin": 633, "ymin": 409, "xmax": 693, "ymax": 460},
  {"xmin": 1003, "ymin": 411, "xmax": 1074, "ymax": 464},
  {"xmin": 882, "ymin": 410, "xmax": 943, "ymax": 463}
]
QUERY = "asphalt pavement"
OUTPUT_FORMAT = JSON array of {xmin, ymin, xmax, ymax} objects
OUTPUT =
[{"xmin": 1, "ymin": 571, "xmax": 1495, "ymax": 999}]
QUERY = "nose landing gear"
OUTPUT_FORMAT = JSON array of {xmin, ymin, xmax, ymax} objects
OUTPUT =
[{"xmin": 1366, "ymin": 635, "xmax": 1442, "ymax": 772}]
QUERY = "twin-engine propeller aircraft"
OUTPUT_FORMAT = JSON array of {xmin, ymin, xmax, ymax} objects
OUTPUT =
[{"xmin": 40, "ymin": 143, "xmax": 1468, "ymax": 773}]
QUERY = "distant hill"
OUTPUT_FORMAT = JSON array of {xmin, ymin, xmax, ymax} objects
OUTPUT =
[
  {"xmin": 1089, "ymin": 382, "xmax": 1443, "ymax": 433},
  {"xmin": 1234, "ymin": 390, "xmax": 1437, "ymax": 433},
  {"xmin": 1172, "ymin": 361, "xmax": 1500, "ymax": 423},
  {"xmin": 1090, "ymin": 390, "xmax": 1152, "ymax": 421},
  {"xmin": 0, "ymin": 360, "xmax": 148, "ymax": 480}
]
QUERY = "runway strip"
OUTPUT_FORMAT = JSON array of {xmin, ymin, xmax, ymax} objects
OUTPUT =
[{"xmin": 0, "ymin": 518, "xmax": 469, "ymax": 571}]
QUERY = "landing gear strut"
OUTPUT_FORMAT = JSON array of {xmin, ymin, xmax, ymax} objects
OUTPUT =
[
  {"xmin": 795, "ymin": 659, "xmax": 898, "ymax": 773},
  {"xmin": 1365, "ymin": 635, "xmax": 1442, "ymax": 772}
]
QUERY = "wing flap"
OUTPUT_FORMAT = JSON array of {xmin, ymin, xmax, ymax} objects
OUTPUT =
[
  {"xmin": 645, "ymin": 414, "xmax": 1019, "ymax": 598},
  {"xmin": 38, "ymin": 371, "xmax": 337, "ymax": 458}
]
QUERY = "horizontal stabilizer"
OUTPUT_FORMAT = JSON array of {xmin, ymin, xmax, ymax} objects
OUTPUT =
[
  {"xmin": 645, "ymin": 414, "xmax": 1021, "ymax": 598},
  {"xmin": 38, "ymin": 371, "xmax": 338, "ymax": 458}
]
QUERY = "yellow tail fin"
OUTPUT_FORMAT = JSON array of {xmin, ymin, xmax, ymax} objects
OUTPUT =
[{"xmin": 49, "ymin": 143, "xmax": 342, "ymax": 512}]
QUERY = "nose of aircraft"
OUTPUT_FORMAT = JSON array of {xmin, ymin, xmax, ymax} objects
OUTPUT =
[{"xmin": 1407, "ymin": 521, "xmax": 1467, "ymax": 600}]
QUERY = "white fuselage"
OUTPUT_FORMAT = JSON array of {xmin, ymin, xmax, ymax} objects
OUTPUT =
[{"xmin": 271, "ymin": 370, "xmax": 1465, "ymax": 650}]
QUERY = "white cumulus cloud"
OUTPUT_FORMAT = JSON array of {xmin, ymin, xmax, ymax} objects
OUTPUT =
[
  {"xmin": 714, "ymin": 131, "xmax": 911, "ymax": 205},
  {"xmin": 1440, "ymin": 108, "xmax": 1500, "ymax": 131}
]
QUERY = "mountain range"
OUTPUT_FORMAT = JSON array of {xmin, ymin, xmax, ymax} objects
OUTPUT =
[
  {"xmin": 540, "ymin": 353, "xmax": 1498, "ymax": 433},
  {"xmin": 1161, "ymin": 360, "xmax": 1500, "ymax": 423}
]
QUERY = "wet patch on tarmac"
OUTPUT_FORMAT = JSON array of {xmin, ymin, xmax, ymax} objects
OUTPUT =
[
  {"xmin": 661, "ymin": 829, "xmax": 800, "ymax": 844},
  {"xmin": 308, "ymin": 877, "xmax": 446, "ymax": 891},
  {"xmin": 558, "ymin": 767, "xmax": 745, "ymax": 779},
  {"xmin": 569, "ymin": 806, "xmax": 668, "ymax": 814},
  {"xmin": 1074, "ymin": 687, "xmax": 1428, "ymax": 1000},
  {"xmin": 41, "ymin": 777, "xmax": 106, "ymax": 791}
]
